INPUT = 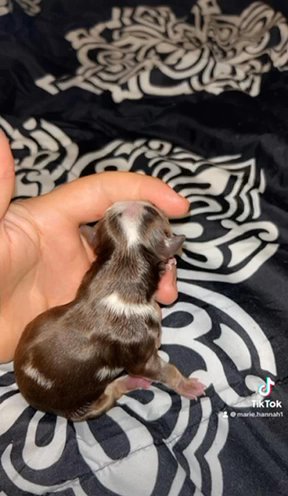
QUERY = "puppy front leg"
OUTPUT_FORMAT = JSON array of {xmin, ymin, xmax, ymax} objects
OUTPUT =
[{"xmin": 129, "ymin": 354, "xmax": 205, "ymax": 400}]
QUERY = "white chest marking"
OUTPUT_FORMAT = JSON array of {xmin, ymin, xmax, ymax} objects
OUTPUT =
[
  {"xmin": 95, "ymin": 366, "xmax": 124, "ymax": 382},
  {"xmin": 101, "ymin": 292, "xmax": 159, "ymax": 319},
  {"xmin": 22, "ymin": 363, "xmax": 54, "ymax": 390}
]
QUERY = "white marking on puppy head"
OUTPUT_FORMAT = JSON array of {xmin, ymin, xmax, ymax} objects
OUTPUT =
[
  {"xmin": 120, "ymin": 215, "xmax": 140, "ymax": 247},
  {"xmin": 109, "ymin": 201, "xmax": 148, "ymax": 248},
  {"xmin": 95, "ymin": 366, "xmax": 124, "ymax": 382},
  {"xmin": 22, "ymin": 363, "xmax": 54, "ymax": 390},
  {"xmin": 101, "ymin": 292, "xmax": 159, "ymax": 319}
]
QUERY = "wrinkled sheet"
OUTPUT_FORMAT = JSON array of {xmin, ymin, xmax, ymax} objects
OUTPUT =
[{"xmin": 0, "ymin": 1, "xmax": 288, "ymax": 495}]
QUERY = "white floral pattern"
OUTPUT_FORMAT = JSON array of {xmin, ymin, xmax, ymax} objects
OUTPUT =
[
  {"xmin": 36, "ymin": 1, "xmax": 288, "ymax": 101},
  {"xmin": 0, "ymin": 116, "xmax": 279, "ymax": 283},
  {"xmin": 0, "ymin": 0, "xmax": 11, "ymax": 15},
  {"xmin": 0, "ymin": 0, "xmax": 41, "ymax": 15}
]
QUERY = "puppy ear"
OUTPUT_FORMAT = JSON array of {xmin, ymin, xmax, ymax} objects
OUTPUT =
[
  {"xmin": 159, "ymin": 234, "xmax": 185, "ymax": 259},
  {"xmin": 80, "ymin": 224, "xmax": 98, "ymax": 249}
]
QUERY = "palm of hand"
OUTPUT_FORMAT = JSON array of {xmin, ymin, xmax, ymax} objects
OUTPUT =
[{"xmin": 1, "ymin": 200, "xmax": 93, "ymax": 361}]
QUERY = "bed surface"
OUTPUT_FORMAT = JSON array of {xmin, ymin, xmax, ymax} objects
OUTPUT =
[{"xmin": 0, "ymin": 1, "xmax": 288, "ymax": 495}]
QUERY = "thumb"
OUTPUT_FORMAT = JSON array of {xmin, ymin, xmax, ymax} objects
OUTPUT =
[
  {"xmin": 0, "ymin": 131, "xmax": 15, "ymax": 219},
  {"xmin": 156, "ymin": 264, "xmax": 178, "ymax": 305},
  {"xmin": 29, "ymin": 171, "xmax": 189, "ymax": 226}
]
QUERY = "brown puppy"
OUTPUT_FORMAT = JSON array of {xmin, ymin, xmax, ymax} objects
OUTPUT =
[{"xmin": 14, "ymin": 201, "xmax": 205, "ymax": 421}]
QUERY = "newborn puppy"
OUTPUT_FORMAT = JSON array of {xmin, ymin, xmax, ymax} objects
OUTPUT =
[{"xmin": 14, "ymin": 201, "xmax": 205, "ymax": 421}]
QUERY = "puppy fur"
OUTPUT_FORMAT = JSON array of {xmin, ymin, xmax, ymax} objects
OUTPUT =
[{"xmin": 14, "ymin": 201, "xmax": 205, "ymax": 421}]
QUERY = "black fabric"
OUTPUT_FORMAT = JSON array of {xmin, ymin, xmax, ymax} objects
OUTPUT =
[{"xmin": 0, "ymin": 1, "xmax": 287, "ymax": 495}]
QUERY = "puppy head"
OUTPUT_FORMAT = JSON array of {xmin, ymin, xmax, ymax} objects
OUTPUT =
[{"xmin": 97, "ymin": 200, "xmax": 185, "ymax": 261}]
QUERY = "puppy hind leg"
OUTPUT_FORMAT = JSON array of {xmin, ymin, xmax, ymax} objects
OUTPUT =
[
  {"xmin": 68, "ymin": 392, "xmax": 115, "ymax": 422},
  {"xmin": 68, "ymin": 375, "xmax": 152, "ymax": 421},
  {"xmin": 130, "ymin": 354, "xmax": 206, "ymax": 400}
]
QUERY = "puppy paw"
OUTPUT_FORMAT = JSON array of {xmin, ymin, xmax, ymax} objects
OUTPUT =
[
  {"xmin": 177, "ymin": 378, "xmax": 206, "ymax": 400},
  {"xmin": 166, "ymin": 257, "xmax": 177, "ymax": 271}
]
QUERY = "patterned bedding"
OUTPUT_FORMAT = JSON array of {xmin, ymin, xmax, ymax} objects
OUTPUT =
[{"xmin": 0, "ymin": 1, "xmax": 288, "ymax": 495}]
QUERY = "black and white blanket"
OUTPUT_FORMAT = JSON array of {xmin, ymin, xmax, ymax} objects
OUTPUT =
[{"xmin": 0, "ymin": 1, "xmax": 288, "ymax": 494}]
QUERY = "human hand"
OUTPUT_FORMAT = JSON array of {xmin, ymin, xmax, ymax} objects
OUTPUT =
[{"xmin": 0, "ymin": 132, "xmax": 189, "ymax": 362}]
